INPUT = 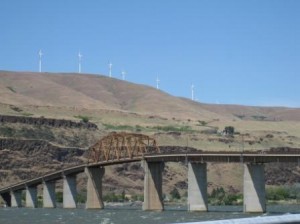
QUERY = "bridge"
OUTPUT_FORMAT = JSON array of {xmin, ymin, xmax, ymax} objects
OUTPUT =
[{"xmin": 0, "ymin": 132, "xmax": 299, "ymax": 213}]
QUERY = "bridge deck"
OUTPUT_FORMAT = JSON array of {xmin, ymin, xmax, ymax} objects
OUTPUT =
[{"xmin": 0, "ymin": 153, "xmax": 299, "ymax": 194}]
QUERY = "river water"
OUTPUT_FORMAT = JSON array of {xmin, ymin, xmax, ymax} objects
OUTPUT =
[{"xmin": 0, "ymin": 205, "xmax": 299, "ymax": 224}]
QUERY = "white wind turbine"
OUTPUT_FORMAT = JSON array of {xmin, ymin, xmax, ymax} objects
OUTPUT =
[
  {"xmin": 38, "ymin": 50, "xmax": 43, "ymax": 73},
  {"xmin": 121, "ymin": 70, "xmax": 126, "ymax": 80},
  {"xmin": 108, "ymin": 61, "xmax": 112, "ymax": 77},
  {"xmin": 191, "ymin": 84, "xmax": 194, "ymax": 101},
  {"xmin": 78, "ymin": 52, "xmax": 82, "ymax": 73},
  {"xmin": 156, "ymin": 76, "xmax": 160, "ymax": 90}
]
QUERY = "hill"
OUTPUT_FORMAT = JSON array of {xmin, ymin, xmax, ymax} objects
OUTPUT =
[
  {"xmin": 0, "ymin": 70, "xmax": 299, "ymax": 201},
  {"xmin": 1, "ymin": 70, "xmax": 299, "ymax": 121}
]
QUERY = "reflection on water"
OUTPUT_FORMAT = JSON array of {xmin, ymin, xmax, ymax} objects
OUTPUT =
[{"xmin": 0, "ymin": 205, "xmax": 299, "ymax": 224}]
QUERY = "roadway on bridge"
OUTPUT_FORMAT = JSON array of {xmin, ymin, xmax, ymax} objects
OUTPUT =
[{"xmin": 1, "ymin": 152, "xmax": 299, "ymax": 194}]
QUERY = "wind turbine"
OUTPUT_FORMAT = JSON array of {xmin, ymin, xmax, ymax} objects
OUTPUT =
[
  {"xmin": 108, "ymin": 61, "xmax": 112, "ymax": 77},
  {"xmin": 156, "ymin": 76, "xmax": 160, "ymax": 90},
  {"xmin": 38, "ymin": 50, "xmax": 43, "ymax": 73},
  {"xmin": 121, "ymin": 70, "xmax": 126, "ymax": 80},
  {"xmin": 78, "ymin": 52, "xmax": 82, "ymax": 73},
  {"xmin": 191, "ymin": 84, "xmax": 194, "ymax": 101}
]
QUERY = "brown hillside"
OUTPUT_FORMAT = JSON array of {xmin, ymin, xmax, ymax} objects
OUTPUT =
[{"xmin": 0, "ymin": 71, "xmax": 299, "ymax": 121}]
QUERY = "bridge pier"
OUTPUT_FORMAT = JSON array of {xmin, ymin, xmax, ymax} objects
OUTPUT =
[
  {"xmin": 11, "ymin": 190, "xmax": 22, "ymax": 207},
  {"xmin": 142, "ymin": 161, "xmax": 164, "ymax": 211},
  {"xmin": 243, "ymin": 163, "xmax": 266, "ymax": 213},
  {"xmin": 63, "ymin": 174, "xmax": 77, "ymax": 208},
  {"xmin": 43, "ymin": 181, "xmax": 56, "ymax": 208},
  {"xmin": 26, "ymin": 185, "xmax": 38, "ymax": 208},
  {"xmin": 188, "ymin": 162, "xmax": 208, "ymax": 212},
  {"xmin": 85, "ymin": 166, "xmax": 105, "ymax": 209}
]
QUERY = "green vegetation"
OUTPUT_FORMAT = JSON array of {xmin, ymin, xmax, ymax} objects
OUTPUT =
[
  {"xmin": 197, "ymin": 120, "xmax": 208, "ymax": 126},
  {"xmin": 223, "ymin": 126, "xmax": 235, "ymax": 136},
  {"xmin": 37, "ymin": 195, "xmax": 43, "ymax": 207},
  {"xmin": 103, "ymin": 123, "xmax": 136, "ymax": 131},
  {"xmin": 170, "ymin": 187, "xmax": 181, "ymax": 200},
  {"xmin": 21, "ymin": 112, "xmax": 34, "ymax": 117},
  {"xmin": 0, "ymin": 126, "xmax": 16, "ymax": 137},
  {"xmin": 76, "ymin": 192, "xmax": 87, "ymax": 203},
  {"xmin": 208, "ymin": 187, "xmax": 242, "ymax": 205},
  {"xmin": 266, "ymin": 185, "xmax": 300, "ymax": 203},
  {"xmin": 10, "ymin": 105, "xmax": 22, "ymax": 112},
  {"xmin": 56, "ymin": 192, "xmax": 63, "ymax": 203},
  {"xmin": 234, "ymin": 114, "xmax": 245, "ymax": 120},
  {"xmin": 74, "ymin": 115, "xmax": 90, "ymax": 123},
  {"xmin": 21, "ymin": 126, "xmax": 55, "ymax": 140},
  {"xmin": 102, "ymin": 123, "xmax": 193, "ymax": 133},
  {"xmin": 6, "ymin": 86, "xmax": 16, "ymax": 93},
  {"xmin": 152, "ymin": 125, "xmax": 192, "ymax": 132},
  {"xmin": 103, "ymin": 192, "xmax": 129, "ymax": 202},
  {"xmin": 207, "ymin": 185, "xmax": 300, "ymax": 206},
  {"xmin": 252, "ymin": 115, "xmax": 267, "ymax": 121},
  {"xmin": 55, "ymin": 191, "xmax": 87, "ymax": 204},
  {"xmin": 131, "ymin": 194, "xmax": 144, "ymax": 202},
  {"xmin": 267, "ymin": 186, "xmax": 289, "ymax": 201}
]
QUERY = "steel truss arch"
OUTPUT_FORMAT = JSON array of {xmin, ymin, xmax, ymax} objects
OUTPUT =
[{"xmin": 88, "ymin": 132, "xmax": 160, "ymax": 162}]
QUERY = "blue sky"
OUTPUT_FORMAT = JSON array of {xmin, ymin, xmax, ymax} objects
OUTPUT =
[{"xmin": 0, "ymin": 0, "xmax": 299, "ymax": 107}]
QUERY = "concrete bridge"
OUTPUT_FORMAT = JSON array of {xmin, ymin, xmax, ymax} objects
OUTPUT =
[{"xmin": 0, "ymin": 133, "xmax": 299, "ymax": 213}]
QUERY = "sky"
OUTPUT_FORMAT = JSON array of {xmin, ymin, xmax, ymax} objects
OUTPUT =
[{"xmin": 0, "ymin": 0, "xmax": 299, "ymax": 107}]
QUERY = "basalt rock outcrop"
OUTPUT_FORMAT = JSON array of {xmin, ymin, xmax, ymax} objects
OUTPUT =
[{"xmin": 0, "ymin": 115, "xmax": 97, "ymax": 129}]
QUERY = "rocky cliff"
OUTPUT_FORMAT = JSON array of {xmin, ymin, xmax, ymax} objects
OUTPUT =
[{"xmin": 0, "ymin": 115, "xmax": 97, "ymax": 129}]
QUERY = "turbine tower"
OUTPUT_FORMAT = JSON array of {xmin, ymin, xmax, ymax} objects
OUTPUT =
[
  {"xmin": 156, "ymin": 76, "xmax": 160, "ymax": 90},
  {"xmin": 121, "ymin": 70, "xmax": 126, "ymax": 80},
  {"xmin": 78, "ymin": 52, "xmax": 82, "ymax": 73},
  {"xmin": 38, "ymin": 50, "xmax": 43, "ymax": 73},
  {"xmin": 108, "ymin": 61, "xmax": 112, "ymax": 77},
  {"xmin": 191, "ymin": 84, "xmax": 194, "ymax": 101}
]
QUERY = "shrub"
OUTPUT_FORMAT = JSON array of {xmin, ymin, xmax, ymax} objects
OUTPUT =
[
  {"xmin": 252, "ymin": 115, "xmax": 267, "ymax": 121},
  {"xmin": 209, "ymin": 187, "xmax": 242, "ymax": 205},
  {"xmin": 234, "ymin": 114, "xmax": 245, "ymax": 120},
  {"xmin": 76, "ymin": 192, "xmax": 86, "ymax": 203},
  {"xmin": 197, "ymin": 120, "xmax": 208, "ymax": 126},
  {"xmin": 10, "ymin": 105, "xmax": 22, "ymax": 112},
  {"xmin": 74, "ymin": 115, "xmax": 90, "ymax": 123},
  {"xmin": 223, "ymin": 126, "xmax": 235, "ymax": 135},
  {"xmin": 7, "ymin": 86, "xmax": 16, "ymax": 93},
  {"xmin": 56, "ymin": 192, "xmax": 63, "ymax": 203},
  {"xmin": 0, "ymin": 126, "xmax": 15, "ymax": 137},
  {"xmin": 266, "ymin": 186, "xmax": 290, "ymax": 201},
  {"xmin": 103, "ymin": 192, "xmax": 129, "ymax": 202},
  {"xmin": 131, "ymin": 194, "xmax": 144, "ymax": 202},
  {"xmin": 135, "ymin": 125, "xmax": 143, "ymax": 132},
  {"xmin": 170, "ymin": 187, "xmax": 181, "ymax": 200},
  {"xmin": 152, "ymin": 125, "xmax": 192, "ymax": 132}
]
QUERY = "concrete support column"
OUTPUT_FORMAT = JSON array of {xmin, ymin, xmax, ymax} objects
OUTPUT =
[
  {"xmin": 26, "ymin": 185, "xmax": 38, "ymax": 208},
  {"xmin": 43, "ymin": 181, "xmax": 56, "ymax": 208},
  {"xmin": 85, "ymin": 167, "xmax": 105, "ymax": 209},
  {"xmin": 1, "ymin": 192, "xmax": 11, "ymax": 207},
  {"xmin": 188, "ymin": 162, "xmax": 208, "ymax": 211},
  {"xmin": 243, "ymin": 163, "xmax": 266, "ymax": 213},
  {"xmin": 63, "ymin": 174, "xmax": 77, "ymax": 208},
  {"xmin": 142, "ymin": 161, "xmax": 164, "ymax": 211},
  {"xmin": 11, "ymin": 190, "xmax": 22, "ymax": 207}
]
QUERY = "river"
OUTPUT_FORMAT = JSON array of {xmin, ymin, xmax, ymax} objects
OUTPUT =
[{"xmin": 0, "ymin": 204, "xmax": 299, "ymax": 224}]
